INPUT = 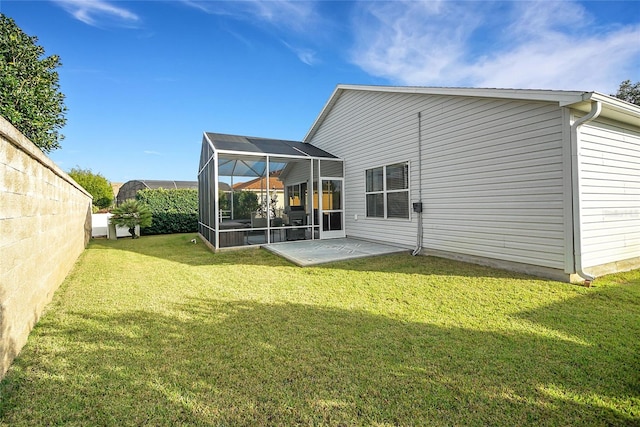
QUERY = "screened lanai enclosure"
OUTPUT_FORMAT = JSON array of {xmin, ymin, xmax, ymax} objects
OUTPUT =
[{"xmin": 198, "ymin": 133, "xmax": 344, "ymax": 249}]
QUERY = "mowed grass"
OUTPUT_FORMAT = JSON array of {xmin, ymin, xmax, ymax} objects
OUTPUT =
[{"xmin": 1, "ymin": 234, "xmax": 639, "ymax": 426}]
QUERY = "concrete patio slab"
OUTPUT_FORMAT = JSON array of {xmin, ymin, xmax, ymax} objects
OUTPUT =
[{"xmin": 263, "ymin": 238, "xmax": 409, "ymax": 266}]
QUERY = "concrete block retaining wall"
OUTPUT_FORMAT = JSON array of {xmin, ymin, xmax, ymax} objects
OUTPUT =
[{"xmin": 0, "ymin": 117, "xmax": 92, "ymax": 379}]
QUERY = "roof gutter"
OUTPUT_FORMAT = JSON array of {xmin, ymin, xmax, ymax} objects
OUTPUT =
[{"xmin": 569, "ymin": 98, "xmax": 602, "ymax": 285}]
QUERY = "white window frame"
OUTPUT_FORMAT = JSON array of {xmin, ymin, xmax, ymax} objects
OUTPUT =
[
  {"xmin": 286, "ymin": 181, "xmax": 309, "ymax": 208},
  {"xmin": 365, "ymin": 161, "xmax": 410, "ymax": 219}
]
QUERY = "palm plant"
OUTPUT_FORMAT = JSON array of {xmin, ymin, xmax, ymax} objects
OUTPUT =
[{"xmin": 109, "ymin": 200, "xmax": 152, "ymax": 239}]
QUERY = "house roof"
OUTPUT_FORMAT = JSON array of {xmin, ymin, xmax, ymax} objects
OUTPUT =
[
  {"xmin": 304, "ymin": 84, "xmax": 640, "ymax": 142},
  {"xmin": 232, "ymin": 171, "xmax": 284, "ymax": 191},
  {"xmin": 203, "ymin": 132, "xmax": 338, "ymax": 177}
]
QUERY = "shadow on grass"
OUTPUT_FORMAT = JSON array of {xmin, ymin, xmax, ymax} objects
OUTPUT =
[
  {"xmin": 1, "ymin": 287, "xmax": 638, "ymax": 426},
  {"xmin": 320, "ymin": 252, "xmax": 552, "ymax": 281},
  {"xmin": 516, "ymin": 279, "xmax": 640, "ymax": 401},
  {"xmin": 88, "ymin": 234, "xmax": 552, "ymax": 282},
  {"xmin": 88, "ymin": 233, "xmax": 293, "ymax": 268}
]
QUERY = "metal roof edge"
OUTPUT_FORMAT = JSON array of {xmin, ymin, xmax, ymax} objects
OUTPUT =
[
  {"xmin": 303, "ymin": 84, "xmax": 345, "ymax": 142},
  {"xmin": 334, "ymin": 84, "xmax": 594, "ymax": 103}
]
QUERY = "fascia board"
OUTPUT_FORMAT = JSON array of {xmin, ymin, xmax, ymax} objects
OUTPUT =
[{"xmin": 335, "ymin": 84, "xmax": 587, "ymax": 104}]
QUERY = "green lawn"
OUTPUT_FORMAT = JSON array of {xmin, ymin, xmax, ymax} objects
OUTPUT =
[{"xmin": 1, "ymin": 234, "xmax": 639, "ymax": 426}]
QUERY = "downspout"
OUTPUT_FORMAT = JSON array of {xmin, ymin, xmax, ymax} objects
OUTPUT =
[
  {"xmin": 570, "ymin": 100, "xmax": 602, "ymax": 285},
  {"xmin": 412, "ymin": 112, "xmax": 424, "ymax": 256}
]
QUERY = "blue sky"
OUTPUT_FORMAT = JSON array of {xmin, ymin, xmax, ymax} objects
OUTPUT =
[{"xmin": 2, "ymin": 0, "xmax": 639, "ymax": 183}]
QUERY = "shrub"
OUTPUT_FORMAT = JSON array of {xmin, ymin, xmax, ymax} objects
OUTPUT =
[
  {"xmin": 136, "ymin": 188, "xmax": 198, "ymax": 235},
  {"xmin": 68, "ymin": 167, "xmax": 113, "ymax": 209},
  {"xmin": 110, "ymin": 199, "xmax": 152, "ymax": 239}
]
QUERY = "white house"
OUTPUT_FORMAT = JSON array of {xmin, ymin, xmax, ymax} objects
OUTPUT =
[{"xmin": 198, "ymin": 85, "xmax": 640, "ymax": 283}]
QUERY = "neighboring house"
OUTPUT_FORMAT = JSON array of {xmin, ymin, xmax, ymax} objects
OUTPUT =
[
  {"xmin": 198, "ymin": 85, "xmax": 640, "ymax": 283},
  {"xmin": 116, "ymin": 179, "xmax": 202, "ymax": 205},
  {"xmin": 232, "ymin": 170, "xmax": 285, "ymax": 214}
]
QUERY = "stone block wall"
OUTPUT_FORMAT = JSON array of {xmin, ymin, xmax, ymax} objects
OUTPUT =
[{"xmin": 0, "ymin": 117, "xmax": 92, "ymax": 379}]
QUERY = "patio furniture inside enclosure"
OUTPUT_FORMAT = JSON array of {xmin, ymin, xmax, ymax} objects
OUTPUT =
[{"xmin": 198, "ymin": 133, "xmax": 343, "ymax": 249}]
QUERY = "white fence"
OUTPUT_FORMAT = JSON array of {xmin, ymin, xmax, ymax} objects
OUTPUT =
[{"xmin": 91, "ymin": 213, "xmax": 139, "ymax": 239}]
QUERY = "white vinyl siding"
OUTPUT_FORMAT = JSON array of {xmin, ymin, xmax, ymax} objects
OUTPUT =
[
  {"xmin": 281, "ymin": 159, "xmax": 342, "ymax": 185},
  {"xmin": 281, "ymin": 160, "xmax": 316, "ymax": 185},
  {"xmin": 578, "ymin": 117, "xmax": 640, "ymax": 268},
  {"xmin": 309, "ymin": 90, "xmax": 568, "ymax": 268}
]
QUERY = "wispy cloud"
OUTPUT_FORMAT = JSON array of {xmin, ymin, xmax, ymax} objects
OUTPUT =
[
  {"xmin": 245, "ymin": 0, "xmax": 316, "ymax": 33},
  {"xmin": 351, "ymin": 1, "xmax": 480, "ymax": 86},
  {"xmin": 471, "ymin": 22, "xmax": 640, "ymax": 91},
  {"xmin": 350, "ymin": 0, "xmax": 640, "ymax": 93},
  {"xmin": 143, "ymin": 150, "xmax": 161, "ymax": 156},
  {"xmin": 52, "ymin": 0, "xmax": 140, "ymax": 28},
  {"xmin": 180, "ymin": 0, "xmax": 317, "ymax": 33},
  {"xmin": 180, "ymin": 0, "xmax": 323, "ymax": 65},
  {"xmin": 281, "ymin": 41, "xmax": 318, "ymax": 66}
]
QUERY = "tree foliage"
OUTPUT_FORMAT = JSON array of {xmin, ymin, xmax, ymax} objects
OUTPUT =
[
  {"xmin": 219, "ymin": 190, "xmax": 259, "ymax": 220},
  {"xmin": 136, "ymin": 188, "xmax": 198, "ymax": 235},
  {"xmin": 0, "ymin": 15, "xmax": 67, "ymax": 152},
  {"xmin": 612, "ymin": 80, "xmax": 640, "ymax": 106},
  {"xmin": 68, "ymin": 167, "xmax": 113, "ymax": 210},
  {"xmin": 110, "ymin": 200, "xmax": 152, "ymax": 239}
]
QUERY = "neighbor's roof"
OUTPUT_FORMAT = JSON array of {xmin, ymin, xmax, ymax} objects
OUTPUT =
[
  {"xmin": 304, "ymin": 84, "xmax": 640, "ymax": 141},
  {"xmin": 116, "ymin": 180, "xmax": 201, "ymax": 204},
  {"xmin": 121, "ymin": 180, "xmax": 198, "ymax": 190},
  {"xmin": 233, "ymin": 171, "xmax": 284, "ymax": 191}
]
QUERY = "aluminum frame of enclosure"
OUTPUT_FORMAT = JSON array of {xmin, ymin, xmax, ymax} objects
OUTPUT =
[{"xmin": 198, "ymin": 132, "xmax": 342, "ymax": 249}]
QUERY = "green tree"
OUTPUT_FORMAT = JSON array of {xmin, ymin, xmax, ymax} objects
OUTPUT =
[
  {"xmin": 0, "ymin": 15, "xmax": 67, "ymax": 152},
  {"xmin": 232, "ymin": 191, "xmax": 259, "ymax": 219},
  {"xmin": 110, "ymin": 200, "xmax": 152, "ymax": 239},
  {"xmin": 68, "ymin": 167, "xmax": 114, "ymax": 210},
  {"xmin": 612, "ymin": 80, "xmax": 640, "ymax": 106},
  {"xmin": 218, "ymin": 190, "xmax": 259, "ymax": 219}
]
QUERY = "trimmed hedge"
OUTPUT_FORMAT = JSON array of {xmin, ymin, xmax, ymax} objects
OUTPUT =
[{"xmin": 136, "ymin": 188, "xmax": 198, "ymax": 235}]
